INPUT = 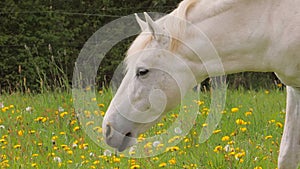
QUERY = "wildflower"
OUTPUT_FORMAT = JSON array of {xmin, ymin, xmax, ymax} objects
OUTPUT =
[
  {"xmin": 254, "ymin": 167, "xmax": 263, "ymax": 169},
  {"xmin": 236, "ymin": 119, "xmax": 247, "ymax": 125},
  {"xmin": 53, "ymin": 156, "xmax": 62, "ymax": 163},
  {"xmin": 31, "ymin": 163, "xmax": 37, "ymax": 167},
  {"xmin": 153, "ymin": 141, "xmax": 161, "ymax": 147},
  {"xmin": 159, "ymin": 162, "xmax": 167, "ymax": 167},
  {"xmin": 202, "ymin": 123, "xmax": 208, "ymax": 127},
  {"xmin": 98, "ymin": 103, "xmax": 105, "ymax": 107},
  {"xmin": 32, "ymin": 154, "xmax": 39, "ymax": 157},
  {"xmin": 58, "ymin": 106, "xmax": 64, "ymax": 112},
  {"xmin": 152, "ymin": 157, "xmax": 159, "ymax": 161},
  {"xmin": 221, "ymin": 136, "xmax": 230, "ymax": 141},
  {"xmin": 213, "ymin": 145, "xmax": 223, "ymax": 153},
  {"xmin": 196, "ymin": 100, "xmax": 204, "ymax": 105},
  {"xmin": 131, "ymin": 164, "xmax": 141, "ymax": 169},
  {"xmin": 18, "ymin": 130, "xmax": 23, "ymax": 136},
  {"xmin": 265, "ymin": 135, "xmax": 273, "ymax": 140},
  {"xmin": 73, "ymin": 126, "xmax": 80, "ymax": 132},
  {"xmin": 169, "ymin": 158, "xmax": 176, "ymax": 165},
  {"xmin": 113, "ymin": 157, "xmax": 121, "ymax": 163},
  {"xmin": 166, "ymin": 146, "xmax": 179, "ymax": 152},
  {"xmin": 268, "ymin": 120, "xmax": 275, "ymax": 124},
  {"xmin": 276, "ymin": 122, "xmax": 283, "ymax": 128},
  {"xmin": 224, "ymin": 145, "xmax": 230, "ymax": 152},
  {"xmin": 59, "ymin": 132, "xmax": 66, "ymax": 135},
  {"xmin": 240, "ymin": 127, "xmax": 247, "ymax": 132},
  {"xmin": 29, "ymin": 130, "xmax": 36, "ymax": 134},
  {"xmin": 174, "ymin": 127, "xmax": 182, "ymax": 134},
  {"xmin": 25, "ymin": 106, "xmax": 32, "ymax": 112},
  {"xmin": 157, "ymin": 123, "xmax": 164, "ymax": 127},
  {"xmin": 213, "ymin": 129, "xmax": 221, "ymax": 134},
  {"xmin": 60, "ymin": 112, "xmax": 68, "ymax": 118},
  {"xmin": 245, "ymin": 111, "xmax": 252, "ymax": 116},
  {"xmin": 231, "ymin": 107, "xmax": 239, "ymax": 113},
  {"xmin": 265, "ymin": 90, "xmax": 270, "ymax": 94},
  {"xmin": 103, "ymin": 149, "xmax": 112, "ymax": 156},
  {"xmin": 13, "ymin": 144, "xmax": 21, "ymax": 149}
]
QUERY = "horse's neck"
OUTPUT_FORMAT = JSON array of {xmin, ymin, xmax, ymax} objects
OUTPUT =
[{"xmin": 179, "ymin": 0, "xmax": 277, "ymax": 81}]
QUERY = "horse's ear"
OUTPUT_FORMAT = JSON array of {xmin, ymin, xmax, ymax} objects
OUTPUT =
[
  {"xmin": 135, "ymin": 13, "xmax": 147, "ymax": 31},
  {"xmin": 144, "ymin": 12, "xmax": 164, "ymax": 40}
]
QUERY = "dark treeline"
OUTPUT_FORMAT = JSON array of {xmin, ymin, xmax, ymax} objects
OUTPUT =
[{"xmin": 0, "ymin": 0, "xmax": 279, "ymax": 93}]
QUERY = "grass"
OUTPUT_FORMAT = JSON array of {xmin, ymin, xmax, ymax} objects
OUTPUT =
[{"xmin": 0, "ymin": 87, "xmax": 287, "ymax": 169}]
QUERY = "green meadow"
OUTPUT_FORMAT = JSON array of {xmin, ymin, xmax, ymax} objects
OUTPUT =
[{"xmin": 0, "ymin": 87, "xmax": 286, "ymax": 169}]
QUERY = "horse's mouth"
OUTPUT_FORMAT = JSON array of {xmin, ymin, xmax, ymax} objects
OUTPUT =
[{"xmin": 117, "ymin": 132, "xmax": 134, "ymax": 152}]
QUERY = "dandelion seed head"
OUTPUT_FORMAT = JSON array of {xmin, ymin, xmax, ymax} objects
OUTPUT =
[
  {"xmin": 153, "ymin": 141, "xmax": 161, "ymax": 147},
  {"xmin": 53, "ymin": 156, "xmax": 62, "ymax": 163},
  {"xmin": 174, "ymin": 127, "xmax": 182, "ymax": 134},
  {"xmin": 103, "ymin": 149, "xmax": 112, "ymax": 156},
  {"xmin": 58, "ymin": 106, "xmax": 64, "ymax": 112}
]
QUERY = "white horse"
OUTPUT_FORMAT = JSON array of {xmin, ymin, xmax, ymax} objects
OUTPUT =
[{"xmin": 102, "ymin": 0, "xmax": 300, "ymax": 168}]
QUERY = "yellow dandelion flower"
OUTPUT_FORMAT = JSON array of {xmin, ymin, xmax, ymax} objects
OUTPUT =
[
  {"xmin": 213, "ymin": 145, "xmax": 223, "ymax": 153},
  {"xmin": 213, "ymin": 129, "xmax": 221, "ymax": 134},
  {"xmin": 157, "ymin": 123, "xmax": 164, "ymax": 127},
  {"xmin": 29, "ymin": 130, "xmax": 36, "ymax": 134},
  {"xmin": 231, "ymin": 107, "xmax": 239, "ymax": 113},
  {"xmin": 202, "ymin": 123, "xmax": 208, "ymax": 127},
  {"xmin": 60, "ymin": 112, "xmax": 68, "ymax": 118},
  {"xmin": 236, "ymin": 119, "xmax": 247, "ymax": 125},
  {"xmin": 130, "ymin": 164, "xmax": 141, "ymax": 169},
  {"xmin": 240, "ymin": 127, "xmax": 247, "ymax": 132},
  {"xmin": 245, "ymin": 111, "xmax": 252, "ymax": 116},
  {"xmin": 159, "ymin": 162, "xmax": 167, "ymax": 167},
  {"xmin": 31, "ymin": 163, "xmax": 37, "ymax": 167},
  {"xmin": 265, "ymin": 135, "xmax": 273, "ymax": 140},
  {"xmin": 18, "ymin": 130, "xmax": 23, "ymax": 136},
  {"xmin": 59, "ymin": 132, "xmax": 66, "ymax": 135},
  {"xmin": 32, "ymin": 154, "xmax": 39, "ymax": 157},
  {"xmin": 13, "ymin": 144, "xmax": 21, "ymax": 149},
  {"xmin": 166, "ymin": 146, "xmax": 179, "ymax": 152},
  {"xmin": 113, "ymin": 157, "xmax": 121, "ymax": 163},
  {"xmin": 73, "ymin": 126, "xmax": 80, "ymax": 132},
  {"xmin": 169, "ymin": 158, "xmax": 176, "ymax": 165},
  {"xmin": 221, "ymin": 136, "xmax": 230, "ymax": 141},
  {"xmin": 276, "ymin": 122, "xmax": 283, "ymax": 128},
  {"xmin": 93, "ymin": 160, "xmax": 100, "ymax": 165},
  {"xmin": 98, "ymin": 103, "xmax": 105, "ymax": 107}
]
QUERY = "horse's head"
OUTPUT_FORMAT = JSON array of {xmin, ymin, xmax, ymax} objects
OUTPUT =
[{"xmin": 102, "ymin": 13, "xmax": 197, "ymax": 152}]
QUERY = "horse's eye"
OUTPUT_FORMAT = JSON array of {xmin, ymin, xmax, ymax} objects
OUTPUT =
[{"xmin": 136, "ymin": 68, "xmax": 149, "ymax": 77}]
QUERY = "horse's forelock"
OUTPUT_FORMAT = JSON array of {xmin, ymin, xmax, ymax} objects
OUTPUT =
[{"xmin": 125, "ymin": 0, "xmax": 199, "ymax": 69}]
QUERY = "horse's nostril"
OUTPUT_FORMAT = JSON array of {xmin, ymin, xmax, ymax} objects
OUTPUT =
[
  {"xmin": 125, "ymin": 132, "xmax": 132, "ymax": 137},
  {"xmin": 106, "ymin": 124, "xmax": 112, "ymax": 138}
]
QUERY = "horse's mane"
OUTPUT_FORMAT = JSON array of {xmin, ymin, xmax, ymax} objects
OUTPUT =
[{"xmin": 126, "ymin": 0, "xmax": 237, "ymax": 67}]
